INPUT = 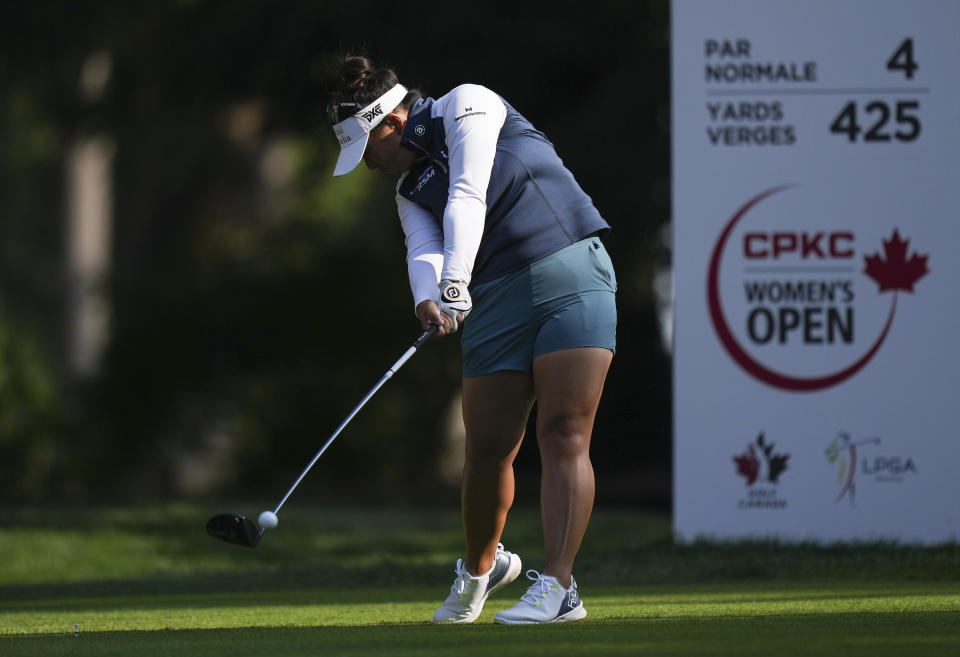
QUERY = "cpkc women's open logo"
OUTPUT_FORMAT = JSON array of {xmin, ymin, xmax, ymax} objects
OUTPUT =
[{"xmin": 707, "ymin": 185, "xmax": 930, "ymax": 392}]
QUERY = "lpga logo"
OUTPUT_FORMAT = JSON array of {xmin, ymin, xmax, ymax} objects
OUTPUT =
[
  {"xmin": 707, "ymin": 184, "xmax": 930, "ymax": 392},
  {"xmin": 825, "ymin": 432, "xmax": 917, "ymax": 505}
]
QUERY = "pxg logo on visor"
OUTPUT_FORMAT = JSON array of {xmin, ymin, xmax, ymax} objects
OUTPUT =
[{"xmin": 329, "ymin": 84, "xmax": 408, "ymax": 176}]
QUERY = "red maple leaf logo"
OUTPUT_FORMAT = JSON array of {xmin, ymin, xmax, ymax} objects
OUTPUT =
[
  {"xmin": 733, "ymin": 444, "xmax": 760, "ymax": 486},
  {"xmin": 863, "ymin": 229, "xmax": 929, "ymax": 293}
]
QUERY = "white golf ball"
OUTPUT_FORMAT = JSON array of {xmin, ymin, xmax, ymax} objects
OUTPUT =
[{"xmin": 258, "ymin": 511, "xmax": 278, "ymax": 529}]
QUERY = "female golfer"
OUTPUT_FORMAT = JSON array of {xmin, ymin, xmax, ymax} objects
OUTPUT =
[{"xmin": 327, "ymin": 56, "xmax": 616, "ymax": 624}]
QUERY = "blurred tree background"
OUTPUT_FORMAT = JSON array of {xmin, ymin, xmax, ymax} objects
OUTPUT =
[{"xmin": 0, "ymin": 1, "xmax": 671, "ymax": 507}]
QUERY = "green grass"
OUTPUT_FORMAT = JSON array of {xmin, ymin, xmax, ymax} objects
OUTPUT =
[{"xmin": 1, "ymin": 505, "xmax": 959, "ymax": 656}]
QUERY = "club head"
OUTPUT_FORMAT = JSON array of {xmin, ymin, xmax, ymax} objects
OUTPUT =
[{"xmin": 206, "ymin": 513, "xmax": 262, "ymax": 547}]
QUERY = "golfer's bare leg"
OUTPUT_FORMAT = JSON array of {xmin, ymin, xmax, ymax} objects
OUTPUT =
[
  {"xmin": 461, "ymin": 370, "xmax": 535, "ymax": 576},
  {"xmin": 533, "ymin": 347, "xmax": 612, "ymax": 589}
]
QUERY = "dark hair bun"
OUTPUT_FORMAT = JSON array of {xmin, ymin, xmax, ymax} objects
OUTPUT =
[
  {"xmin": 330, "ymin": 55, "xmax": 399, "ymax": 107},
  {"xmin": 339, "ymin": 56, "xmax": 374, "ymax": 91}
]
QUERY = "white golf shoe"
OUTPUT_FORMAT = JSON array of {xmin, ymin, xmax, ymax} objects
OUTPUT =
[
  {"xmin": 432, "ymin": 543, "xmax": 522, "ymax": 623},
  {"xmin": 493, "ymin": 570, "xmax": 587, "ymax": 624}
]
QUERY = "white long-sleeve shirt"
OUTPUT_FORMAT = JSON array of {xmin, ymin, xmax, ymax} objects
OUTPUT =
[{"xmin": 396, "ymin": 84, "xmax": 507, "ymax": 310}]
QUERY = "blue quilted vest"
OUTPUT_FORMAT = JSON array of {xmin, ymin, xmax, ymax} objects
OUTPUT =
[{"xmin": 397, "ymin": 95, "xmax": 609, "ymax": 286}]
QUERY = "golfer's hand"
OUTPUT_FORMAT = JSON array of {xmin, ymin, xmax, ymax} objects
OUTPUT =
[
  {"xmin": 437, "ymin": 280, "xmax": 472, "ymax": 332},
  {"xmin": 417, "ymin": 300, "xmax": 455, "ymax": 338}
]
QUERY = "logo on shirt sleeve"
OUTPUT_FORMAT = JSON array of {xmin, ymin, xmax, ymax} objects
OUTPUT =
[{"xmin": 455, "ymin": 106, "xmax": 488, "ymax": 121}]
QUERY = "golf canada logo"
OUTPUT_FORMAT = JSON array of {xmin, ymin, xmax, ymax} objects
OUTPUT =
[
  {"xmin": 707, "ymin": 184, "xmax": 930, "ymax": 391},
  {"xmin": 733, "ymin": 432, "xmax": 790, "ymax": 509},
  {"xmin": 825, "ymin": 432, "xmax": 918, "ymax": 505}
]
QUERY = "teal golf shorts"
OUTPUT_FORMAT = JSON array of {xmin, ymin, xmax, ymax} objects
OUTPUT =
[{"xmin": 461, "ymin": 237, "xmax": 617, "ymax": 377}]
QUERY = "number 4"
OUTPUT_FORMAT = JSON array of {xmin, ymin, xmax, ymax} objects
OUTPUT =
[
  {"xmin": 887, "ymin": 38, "xmax": 917, "ymax": 79},
  {"xmin": 830, "ymin": 102, "xmax": 859, "ymax": 142}
]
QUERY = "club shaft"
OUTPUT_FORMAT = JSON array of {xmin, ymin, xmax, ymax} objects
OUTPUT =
[{"xmin": 272, "ymin": 326, "xmax": 437, "ymax": 514}]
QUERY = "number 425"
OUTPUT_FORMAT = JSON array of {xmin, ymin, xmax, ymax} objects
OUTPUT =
[
  {"xmin": 829, "ymin": 39, "xmax": 920, "ymax": 143},
  {"xmin": 830, "ymin": 100, "xmax": 920, "ymax": 142}
]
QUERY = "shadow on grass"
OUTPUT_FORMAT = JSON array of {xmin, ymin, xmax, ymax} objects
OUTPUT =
[
  {"xmin": 3, "ymin": 506, "xmax": 959, "ymax": 608},
  {"xmin": 1, "ymin": 578, "xmax": 444, "ymax": 611},
  {"xmin": 2, "ymin": 554, "xmax": 459, "ymax": 598},
  {"xmin": 3, "ymin": 612, "xmax": 960, "ymax": 657}
]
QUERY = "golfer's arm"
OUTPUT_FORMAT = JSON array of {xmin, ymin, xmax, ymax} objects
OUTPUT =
[
  {"xmin": 397, "ymin": 191, "xmax": 443, "ymax": 312},
  {"xmin": 439, "ymin": 85, "xmax": 507, "ymax": 285}
]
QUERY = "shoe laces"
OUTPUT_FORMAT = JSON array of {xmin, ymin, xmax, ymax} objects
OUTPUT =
[
  {"xmin": 451, "ymin": 544, "xmax": 506, "ymax": 597},
  {"xmin": 452, "ymin": 559, "xmax": 471, "ymax": 597},
  {"xmin": 519, "ymin": 569, "xmax": 557, "ymax": 606}
]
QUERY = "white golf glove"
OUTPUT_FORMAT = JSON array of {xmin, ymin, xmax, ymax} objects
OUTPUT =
[{"xmin": 438, "ymin": 280, "xmax": 472, "ymax": 332}]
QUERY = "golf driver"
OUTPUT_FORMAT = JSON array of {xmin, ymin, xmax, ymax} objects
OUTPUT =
[{"xmin": 206, "ymin": 325, "xmax": 438, "ymax": 547}]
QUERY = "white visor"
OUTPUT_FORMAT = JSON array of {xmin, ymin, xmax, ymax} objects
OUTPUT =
[{"xmin": 331, "ymin": 84, "xmax": 408, "ymax": 176}]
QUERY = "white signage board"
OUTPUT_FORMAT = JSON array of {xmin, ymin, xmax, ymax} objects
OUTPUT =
[{"xmin": 672, "ymin": 0, "xmax": 960, "ymax": 543}]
